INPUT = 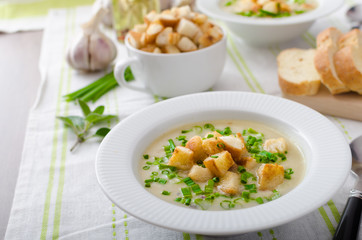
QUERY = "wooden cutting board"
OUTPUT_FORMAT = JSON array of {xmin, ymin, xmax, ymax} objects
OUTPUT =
[{"xmin": 283, "ymin": 85, "xmax": 362, "ymax": 121}]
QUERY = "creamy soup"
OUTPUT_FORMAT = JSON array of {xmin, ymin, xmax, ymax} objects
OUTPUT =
[
  {"xmin": 220, "ymin": 0, "xmax": 318, "ymax": 18},
  {"xmin": 139, "ymin": 120, "xmax": 305, "ymax": 211}
]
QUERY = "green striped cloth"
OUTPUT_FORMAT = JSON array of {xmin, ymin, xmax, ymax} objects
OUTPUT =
[
  {"xmin": 4, "ymin": 2, "xmax": 362, "ymax": 240},
  {"xmin": 0, "ymin": 0, "xmax": 94, "ymax": 32}
]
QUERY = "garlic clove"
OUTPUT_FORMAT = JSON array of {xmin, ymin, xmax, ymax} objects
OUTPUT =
[
  {"xmin": 89, "ymin": 31, "xmax": 117, "ymax": 71},
  {"xmin": 66, "ymin": 33, "xmax": 90, "ymax": 71}
]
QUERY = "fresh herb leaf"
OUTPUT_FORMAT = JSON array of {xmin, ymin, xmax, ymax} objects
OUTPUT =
[
  {"xmin": 78, "ymin": 99, "xmax": 91, "ymax": 116},
  {"xmin": 94, "ymin": 127, "xmax": 111, "ymax": 137},
  {"xmin": 57, "ymin": 101, "xmax": 117, "ymax": 152}
]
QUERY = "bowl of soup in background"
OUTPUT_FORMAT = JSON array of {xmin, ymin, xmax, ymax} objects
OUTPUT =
[
  {"xmin": 96, "ymin": 91, "xmax": 351, "ymax": 236},
  {"xmin": 197, "ymin": 0, "xmax": 344, "ymax": 46}
]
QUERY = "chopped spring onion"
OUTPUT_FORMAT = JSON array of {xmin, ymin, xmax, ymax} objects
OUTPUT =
[
  {"xmin": 204, "ymin": 123, "xmax": 215, "ymax": 131},
  {"xmin": 191, "ymin": 184, "xmax": 203, "ymax": 194},
  {"xmin": 162, "ymin": 191, "xmax": 171, "ymax": 195},
  {"xmin": 255, "ymin": 197, "xmax": 264, "ymax": 204},
  {"xmin": 142, "ymin": 166, "xmax": 150, "ymax": 170},
  {"xmin": 210, "ymin": 155, "xmax": 218, "ymax": 158},
  {"xmin": 212, "ymin": 177, "xmax": 220, "ymax": 183},
  {"xmin": 204, "ymin": 179, "xmax": 214, "ymax": 194},
  {"xmin": 182, "ymin": 177, "xmax": 195, "ymax": 186},
  {"xmin": 220, "ymin": 200, "xmax": 235, "ymax": 210},
  {"xmin": 181, "ymin": 187, "xmax": 192, "ymax": 198},
  {"xmin": 158, "ymin": 178, "xmax": 167, "ymax": 184},
  {"xmin": 143, "ymin": 154, "xmax": 149, "ymax": 159}
]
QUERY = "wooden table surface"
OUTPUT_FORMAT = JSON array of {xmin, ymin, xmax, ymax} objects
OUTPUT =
[{"xmin": 0, "ymin": 31, "xmax": 42, "ymax": 239}]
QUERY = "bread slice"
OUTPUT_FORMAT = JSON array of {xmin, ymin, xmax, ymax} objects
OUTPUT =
[
  {"xmin": 278, "ymin": 48, "xmax": 321, "ymax": 95},
  {"xmin": 314, "ymin": 27, "xmax": 350, "ymax": 94},
  {"xmin": 334, "ymin": 29, "xmax": 362, "ymax": 94}
]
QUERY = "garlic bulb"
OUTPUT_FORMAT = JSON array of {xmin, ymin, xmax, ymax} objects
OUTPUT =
[
  {"xmin": 92, "ymin": 0, "xmax": 113, "ymax": 27},
  {"xmin": 66, "ymin": 8, "xmax": 117, "ymax": 72}
]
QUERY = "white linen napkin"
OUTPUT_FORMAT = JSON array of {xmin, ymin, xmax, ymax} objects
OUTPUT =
[{"xmin": 5, "ymin": 3, "xmax": 362, "ymax": 240}]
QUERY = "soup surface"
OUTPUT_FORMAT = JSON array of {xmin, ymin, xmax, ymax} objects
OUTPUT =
[
  {"xmin": 220, "ymin": 0, "xmax": 318, "ymax": 18},
  {"xmin": 139, "ymin": 120, "xmax": 305, "ymax": 211}
]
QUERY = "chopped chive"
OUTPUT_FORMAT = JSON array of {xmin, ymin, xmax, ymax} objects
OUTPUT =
[
  {"xmin": 167, "ymin": 173, "xmax": 176, "ymax": 179},
  {"xmin": 217, "ymin": 143, "xmax": 225, "ymax": 149},
  {"xmin": 175, "ymin": 197, "xmax": 182, "ymax": 202},
  {"xmin": 237, "ymin": 166, "xmax": 246, "ymax": 173},
  {"xmin": 161, "ymin": 170, "xmax": 170, "ymax": 175},
  {"xmin": 142, "ymin": 166, "xmax": 150, "ymax": 170},
  {"xmin": 158, "ymin": 178, "xmax": 167, "ymax": 184},
  {"xmin": 244, "ymin": 184, "xmax": 256, "ymax": 190},
  {"xmin": 162, "ymin": 190, "xmax": 171, "ymax": 195},
  {"xmin": 184, "ymin": 198, "xmax": 192, "ymax": 205},
  {"xmin": 210, "ymin": 155, "xmax": 218, "ymax": 158},
  {"xmin": 151, "ymin": 171, "xmax": 158, "ymax": 176},
  {"xmin": 220, "ymin": 200, "xmax": 235, "ymax": 210},
  {"xmin": 207, "ymin": 134, "xmax": 214, "ymax": 138},
  {"xmin": 145, "ymin": 183, "xmax": 151, "ymax": 188},
  {"xmin": 143, "ymin": 154, "xmax": 149, "ymax": 159},
  {"xmin": 182, "ymin": 177, "xmax": 195, "ymax": 186},
  {"xmin": 181, "ymin": 187, "xmax": 192, "ymax": 198},
  {"xmin": 255, "ymin": 197, "xmax": 264, "ymax": 204},
  {"xmin": 212, "ymin": 177, "xmax": 220, "ymax": 183},
  {"xmin": 204, "ymin": 123, "xmax": 215, "ymax": 131},
  {"xmin": 191, "ymin": 184, "xmax": 203, "ymax": 194}
]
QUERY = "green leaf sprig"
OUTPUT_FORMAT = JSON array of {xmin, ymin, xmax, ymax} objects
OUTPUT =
[{"xmin": 57, "ymin": 99, "xmax": 118, "ymax": 151}]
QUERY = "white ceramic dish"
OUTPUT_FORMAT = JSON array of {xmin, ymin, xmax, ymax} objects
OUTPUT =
[
  {"xmin": 197, "ymin": 0, "xmax": 344, "ymax": 46},
  {"xmin": 96, "ymin": 91, "xmax": 351, "ymax": 236}
]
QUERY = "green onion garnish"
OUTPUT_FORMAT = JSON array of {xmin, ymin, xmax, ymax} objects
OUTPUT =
[
  {"xmin": 158, "ymin": 178, "xmax": 167, "ymax": 184},
  {"xmin": 204, "ymin": 123, "xmax": 215, "ymax": 131},
  {"xmin": 220, "ymin": 200, "xmax": 235, "ymax": 210},
  {"xmin": 142, "ymin": 166, "xmax": 150, "ymax": 170},
  {"xmin": 210, "ymin": 155, "xmax": 218, "ymax": 158},
  {"xmin": 145, "ymin": 183, "xmax": 151, "ymax": 188},
  {"xmin": 191, "ymin": 184, "xmax": 203, "ymax": 194},
  {"xmin": 143, "ymin": 154, "xmax": 149, "ymax": 159},
  {"xmin": 212, "ymin": 177, "xmax": 220, "ymax": 183},
  {"xmin": 162, "ymin": 191, "xmax": 171, "ymax": 195},
  {"xmin": 182, "ymin": 177, "xmax": 195, "ymax": 186},
  {"xmin": 255, "ymin": 197, "xmax": 264, "ymax": 204},
  {"xmin": 181, "ymin": 187, "xmax": 192, "ymax": 198}
]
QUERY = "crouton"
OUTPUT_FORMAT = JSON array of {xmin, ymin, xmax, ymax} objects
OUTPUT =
[
  {"xmin": 176, "ymin": 18, "xmax": 200, "ymax": 38},
  {"xmin": 168, "ymin": 146, "xmax": 194, "ymax": 170},
  {"xmin": 163, "ymin": 44, "xmax": 180, "ymax": 54},
  {"xmin": 199, "ymin": 26, "xmax": 223, "ymax": 48},
  {"xmin": 128, "ymin": 31, "xmax": 143, "ymax": 49},
  {"xmin": 140, "ymin": 44, "xmax": 157, "ymax": 53},
  {"xmin": 156, "ymin": 27, "xmax": 173, "ymax": 47},
  {"xmin": 174, "ymin": 5, "xmax": 192, "ymax": 19},
  {"xmin": 218, "ymin": 171, "xmax": 240, "ymax": 195},
  {"xmin": 257, "ymin": 164, "xmax": 284, "ymax": 191},
  {"xmin": 202, "ymin": 131, "xmax": 224, "ymax": 155},
  {"xmin": 185, "ymin": 136, "xmax": 207, "ymax": 161},
  {"xmin": 159, "ymin": 14, "xmax": 179, "ymax": 27},
  {"xmin": 263, "ymin": 138, "xmax": 287, "ymax": 153},
  {"xmin": 144, "ymin": 10, "xmax": 159, "ymax": 25},
  {"xmin": 133, "ymin": 23, "xmax": 148, "ymax": 33},
  {"xmin": 204, "ymin": 151, "xmax": 234, "ymax": 177},
  {"xmin": 153, "ymin": 47, "xmax": 162, "ymax": 54},
  {"xmin": 177, "ymin": 37, "xmax": 197, "ymax": 52},
  {"xmin": 146, "ymin": 22, "xmax": 164, "ymax": 42},
  {"xmin": 188, "ymin": 165, "xmax": 214, "ymax": 182},
  {"xmin": 168, "ymin": 32, "xmax": 181, "ymax": 45},
  {"xmin": 219, "ymin": 133, "xmax": 247, "ymax": 163},
  {"xmin": 192, "ymin": 13, "xmax": 208, "ymax": 25}
]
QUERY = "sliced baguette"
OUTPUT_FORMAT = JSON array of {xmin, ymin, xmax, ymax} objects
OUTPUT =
[
  {"xmin": 334, "ymin": 29, "xmax": 362, "ymax": 94},
  {"xmin": 314, "ymin": 27, "xmax": 350, "ymax": 94},
  {"xmin": 278, "ymin": 48, "xmax": 321, "ymax": 96}
]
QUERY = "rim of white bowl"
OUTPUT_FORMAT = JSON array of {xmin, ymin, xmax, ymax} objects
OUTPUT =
[
  {"xmin": 96, "ymin": 91, "xmax": 351, "ymax": 236},
  {"xmin": 197, "ymin": 0, "xmax": 344, "ymax": 26}
]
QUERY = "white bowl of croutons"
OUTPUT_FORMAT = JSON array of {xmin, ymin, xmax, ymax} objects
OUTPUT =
[
  {"xmin": 96, "ymin": 91, "xmax": 351, "ymax": 236},
  {"xmin": 197, "ymin": 0, "xmax": 343, "ymax": 46},
  {"xmin": 114, "ymin": 6, "xmax": 227, "ymax": 97}
]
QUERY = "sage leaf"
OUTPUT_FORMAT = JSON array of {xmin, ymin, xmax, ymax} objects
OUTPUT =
[
  {"xmin": 85, "ymin": 113, "xmax": 117, "ymax": 124},
  {"xmin": 57, "ymin": 116, "xmax": 85, "ymax": 133},
  {"xmin": 94, "ymin": 127, "xmax": 111, "ymax": 137},
  {"xmin": 78, "ymin": 99, "xmax": 91, "ymax": 116},
  {"xmin": 93, "ymin": 105, "xmax": 105, "ymax": 115}
]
